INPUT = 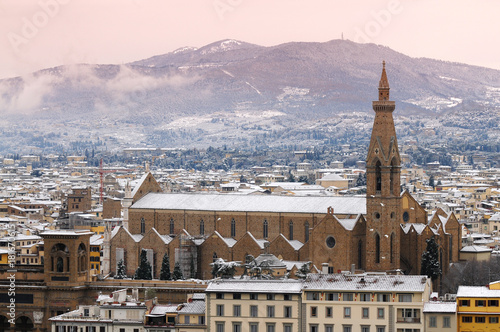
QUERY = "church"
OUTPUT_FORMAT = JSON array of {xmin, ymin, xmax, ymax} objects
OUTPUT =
[{"xmin": 107, "ymin": 63, "xmax": 461, "ymax": 281}]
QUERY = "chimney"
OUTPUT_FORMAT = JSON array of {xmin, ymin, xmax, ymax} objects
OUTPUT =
[{"xmin": 322, "ymin": 263, "xmax": 329, "ymax": 274}]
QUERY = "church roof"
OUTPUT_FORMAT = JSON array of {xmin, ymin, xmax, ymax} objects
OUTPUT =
[
  {"xmin": 131, "ymin": 193, "xmax": 366, "ymax": 215},
  {"xmin": 338, "ymin": 215, "xmax": 362, "ymax": 231},
  {"xmin": 277, "ymin": 234, "xmax": 304, "ymax": 251},
  {"xmin": 131, "ymin": 172, "xmax": 149, "ymax": 198}
]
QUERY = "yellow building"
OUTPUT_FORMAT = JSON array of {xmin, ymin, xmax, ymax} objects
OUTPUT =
[
  {"xmin": 457, "ymin": 281, "xmax": 500, "ymax": 332},
  {"xmin": 90, "ymin": 234, "xmax": 103, "ymax": 274}
]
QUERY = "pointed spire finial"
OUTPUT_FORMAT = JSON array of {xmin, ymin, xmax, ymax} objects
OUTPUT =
[{"xmin": 378, "ymin": 61, "xmax": 390, "ymax": 100}]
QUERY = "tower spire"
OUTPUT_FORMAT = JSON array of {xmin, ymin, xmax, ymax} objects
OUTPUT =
[
  {"xmin": 378, "ymin": 61, "xmax": 390, "ymax": 101},
  {"xmin": 365, "ymin": 61, "xmax": 401, "ymax": 272}
]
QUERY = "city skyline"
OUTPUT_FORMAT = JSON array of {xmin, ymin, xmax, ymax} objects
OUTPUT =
[{"xmin": 1, "ymin": 0, "xmax": 500, "ymax": 79}]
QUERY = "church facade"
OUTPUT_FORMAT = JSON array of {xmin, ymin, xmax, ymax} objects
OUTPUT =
[{"xmin": 109, "ymin": 63, "xmax": 461, "ymax": 280}]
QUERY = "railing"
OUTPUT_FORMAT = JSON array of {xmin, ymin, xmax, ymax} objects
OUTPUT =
[{"xmin": 396, "ymin": 317, "xmax": 420, "ymax": 323}]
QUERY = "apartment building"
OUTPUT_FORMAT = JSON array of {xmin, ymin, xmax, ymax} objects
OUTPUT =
[
  {"xmin": 205, "ymin": 279, "xmax": 302, "ymax": 332},
  {"xmin": 457, "ymin": 281, "xmax": 500, "ymax": 332},
  {"xmin": 205, "ymin": 273, "xmax": 432, "ymax": 332},
  {"xmin": 302, "ymin": 273, "xmax": 432, "ymax": 332}
]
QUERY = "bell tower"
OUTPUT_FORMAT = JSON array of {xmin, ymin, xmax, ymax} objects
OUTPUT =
[{"xmin": 365, "ymin": 61, "xmax": 401, "ymax": 272}]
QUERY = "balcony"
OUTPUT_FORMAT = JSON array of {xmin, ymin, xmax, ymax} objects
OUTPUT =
[{"xmin": 396, "ymin": 317, "xmax": 420, "ymax": 323}]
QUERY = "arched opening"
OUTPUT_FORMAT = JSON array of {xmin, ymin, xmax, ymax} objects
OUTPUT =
[
  {"xmin": 212, "ymin": 252, "xmax": 218, "ymax": 262},
  {"xmin": 375, "ymin": 160, "xmax": 382, "ymax": 192},
  {"xmin": 263, "ymin": 220, "xmax": 268, "ymax": 239},
  {"xmin": 51, "ymin": 243, "xmax": 69, "ymax": 272},
  {"xmin": 357, "ymin": 240, "xmax": 363, "ymax": 269},
  {"xmin": 304, "ymin": 221, "xmax": 310, "ymax": 243},
  {"xmin": 231, "ymin": 219, "xmax": 236, "ymax": 238},
  {"xmin": 289, "ymin": 220, "xmax": 294, "ymax": 240},
  {"xmin": 56, "ymin": 257, "xmax": 64, "ymax": 272},
  {"xmin": 15, "ymin": 316, "xmax": 34, "ymax": 331},
  {"xmin": 200, "ymin": 219, "xmax": 205, "ymax": 235},
  {"xmin": 78, "ymin": 243, "xmax": 87, "ymax": 272},
  {"xmin": 375, "ymin": 233, "xmax": 381, "ymax": 264},
  {"xmin": 0, "ymin": 315, "xmax": 10, "ymax": 330}
]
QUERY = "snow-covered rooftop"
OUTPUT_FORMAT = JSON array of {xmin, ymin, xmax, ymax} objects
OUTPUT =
[
  {"xmin": 206, "ymin": 279, "xmax": 302, "ymax": 293},
  {"xmin": 303, "ymin": 273, "xmax": 430, "ymax": 293},
  {"xmin": 131, "ymin": 193, "xmax": 366, "ymax": 215},
  {"xmin": 457, "ymin": 285, "xmax": 500, "ymax": 298}
]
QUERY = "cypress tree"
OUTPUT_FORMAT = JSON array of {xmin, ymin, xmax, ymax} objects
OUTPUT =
[
  {"xmin": 135, "ymin": 249, "xmax": 152, "ymax": 280},
  {"xmin": 116, "ymin": 259, "xmax": 126, "ymax": 279},
  {"xmin": 172, "ymin": 261, "xmax": 184, "ymax": 280},
  {"xmin": 420, "ymin": 238, "xmax": 442, "ymax": 281},
  {"xmin": 160, "ymin": 253, "xmax": 171, "ymax": 280}
]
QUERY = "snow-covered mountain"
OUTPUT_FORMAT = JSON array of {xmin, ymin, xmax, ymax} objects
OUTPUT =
[{"xmin": 0, "ymin": 38, "xmax": 499, "ymax": 150}]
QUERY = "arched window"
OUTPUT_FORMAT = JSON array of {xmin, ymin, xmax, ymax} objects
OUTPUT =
[
  {"xmin": 170, "ymin": 218, "xmax": 175, "ymax": 235},
  {"xmin": 140, "ymin": 217, "xmax": 145, "ymax": 234},
  {"xmin": 200, "ymin": 219, "xmax": 205, "ymax": 235},
  {"xmin": 375, "ymin": 160, "xmax": 382, "ymax": 192},
  {"xmin": 212, "ymin": 252, "xmax": 218, "ymax": 262},
  {"xmin": 358, "ymin": 240, "xmax": 363, "ymax": 269},
  {"xmin": 231, "ymin": 219, "xmax": 236, "ymax": 238},
  {"xmin": 305, "ymin": 221, "xmax": 310, "ymax": 243},
  {"xmin": 390, "ymin": 233, "xmax": 394, "ymax": 263},
  {"xmin": 375, "ymin": 233, "xmax": 381, "ymax": 264},
  {"xmin": 263, "ymin": 220, "xmax": 268, "ymax": 239},
  {"xmin": 289, "ymin": 220, "xmax": 294, "ymax": 240}
]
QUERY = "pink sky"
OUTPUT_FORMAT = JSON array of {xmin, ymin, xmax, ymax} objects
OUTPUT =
[{"xmin": 1, "ymin": 0, "xmax": 499, "ymax": 79}]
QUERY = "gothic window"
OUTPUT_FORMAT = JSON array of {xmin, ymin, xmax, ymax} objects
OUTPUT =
[
  {"xmin": 449, "ymin": 235, "xmax": 453, "ymax": 260},
  {"xmin": 358, "ymin": 240, "xmax": 363, "ymax": 269},
  {"xmin": 200, "ymin": 219, "xmax": 205, "ymax": 235},
  {"xmin": 231, "ymin": 219, "xmax": 236, "ymax": 238},
  {"xmin": 170, "ymin": 218, "xmax": 175, "ymax": 235},
  {"xmin": 375, "ymin": 233, "xmax": 381, "ymax": 264},
  {"xmin": 263, "ymin": 219, "xmax": 268, "ymax": 239},
  {"xmin": 213, "ymin": 252, "xmax": 218, "ymax": 262},
  {"xmin": 289, "ymin": 220, "xmax": 294, "ymax": 240},
  {"xmin": 140, "ymin": 218, "xmax": 145, "ymax": 234},
  {"xmin": 305, "ymin": 221, "xmax": 310, "ymax": 243},
  {"xmin": 390, "ymin": 157, "xmax": 397, "ymax": 195},
  {"xmin": 390, "ymin": 233, "xmax": 394, "ymax": 264},
  {"xmin": 375, "ymin": 160, "xmax": 382, "ymax": 192}
]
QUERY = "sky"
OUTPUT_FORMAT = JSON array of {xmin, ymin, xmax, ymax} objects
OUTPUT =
[{"xmin": 0, "ymin": 0, "xmax": 499, "ymax": 79}]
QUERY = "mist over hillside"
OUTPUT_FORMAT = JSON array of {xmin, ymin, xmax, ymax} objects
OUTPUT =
[{"xmin": 0, "ymin": 39, "xmax": 499, "ymax": 154}]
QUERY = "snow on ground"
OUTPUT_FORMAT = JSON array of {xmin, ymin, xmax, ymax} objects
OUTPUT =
[{"xmin": 404, "ymin": 96, "xmax": 463, "ymax": 111}]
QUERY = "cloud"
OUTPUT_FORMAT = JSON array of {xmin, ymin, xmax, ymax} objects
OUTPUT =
[
  {"xmin": 0, "ymin": 64, "xmax": 199, "ymax": 114},
  {"xmin": 0, "ymin": 73, "xmax": 62, "ymax": 114}
]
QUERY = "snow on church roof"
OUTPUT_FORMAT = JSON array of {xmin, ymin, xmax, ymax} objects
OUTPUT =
[{"xmin": 131, "ymin": 193, "xmax": 366, "ymax": 215}]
